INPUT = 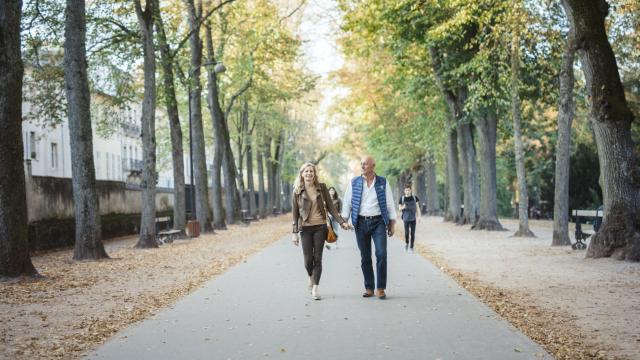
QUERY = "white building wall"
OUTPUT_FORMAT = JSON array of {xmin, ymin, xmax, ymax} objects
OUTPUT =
[{"xmin": 22, "ymin": 91, "xmax": 175, "ymax": 189}]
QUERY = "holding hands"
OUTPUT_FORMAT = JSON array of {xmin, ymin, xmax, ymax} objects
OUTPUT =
[{"xmin": 340, "ymin": 222, "xmax": 354, "ymax": 231}]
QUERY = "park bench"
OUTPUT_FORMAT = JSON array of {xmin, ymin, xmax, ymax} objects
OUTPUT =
[
  {"xmin": 157, "ymin": 229, "xmax": 181, "ymax": 244},
  {"xmin": 154, "ymin": 216, "xmax": 173, "ymax": 243},
  {"xmin": 571, "ymin": 209, "xmax": 603, "ymax": 250},
  {"xmin": 240, "ymin": 209, "xmax": 258, "ymax": 225}
]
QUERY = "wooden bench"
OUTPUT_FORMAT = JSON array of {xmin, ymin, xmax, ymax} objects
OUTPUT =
[
  {"xmin": 157, "ymin": 229, "xmax": 181, "ymax": 244},
  {"xmin": 571, "ymin": 209, "xmax": 603, "ymax": 250}
]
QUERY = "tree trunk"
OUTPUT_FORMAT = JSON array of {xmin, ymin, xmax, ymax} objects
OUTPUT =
[
  {"xmin": 134, "ymin": 0, "xmax": 158, "ymax": 248},
  {"xmin": 186, "ymin": 0, "xmax": 212, "ymax": 232},
  {"xmin": 257, "ymin": 140, "xmax": 266, "ymax": 218},
  {"xmin": 0, "ymin": 0, "xmax": 39, "ymax": 278},
  {"xmin": 458, "ymin": 121, "xmax": 480, "ymax": 225},
  {"xmin": 64, "ymin": 0, "xmax": 109, "ymax": 260},
  {"xmin": 426, "ymin": 154, "xmax": 440, "ymax": 215},
  {"xmin": 445, "ymin": 126, "xmax": 462, "ymax": 222},
  {"xmin": 265, "ymin": 138, "xmax": 274, "ymax": 216},
  {"xmin": 155, "ymin": 5, "xmax": 186, "ymax": 234},
  {"xmin": 246, "ymin": 137, "xmax": 256, "ymax": 218},
  {"xmin": 510, "ymin": 31, "xmax": 535, "ymax": 238},
  {"xmin": 204, "ymin": 23, "xmax": 227, "ymax": 230},
  {"xmin": 274, "ymin": 131, "xmax": 285, "ymax": 213},
  {"xmin": 416, "ymin": 162, "xmax": 428, "ymax": 215},
  {"xmin": 237, "ymin": 102, "xmax": 249, "ymax": 212},
  {"xmin": 429, "ymin": 47, "xmax": 462, "ymax": 223},
  {"xmin": 472, "ymin": 110, "xmax": 505, "ymax": 231},
  {"xmin": 563, "ymin": 0, "xmax": 640, "ymax": 261},
  {"xmin": 552, "ymin": 25, "xmax": 577, "ymax": 246},
  {"xmin": 222, "ymin": 114, "xmax": 241, "ymax": 223}
]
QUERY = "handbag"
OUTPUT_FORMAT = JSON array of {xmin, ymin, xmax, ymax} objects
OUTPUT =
[
  {"xmin": 322, "ymin": 190, "xmax": 338, "ymax": 243},
  {"xmin": 326, "ymin": 217, "xmax": 337, "ymax": 243}
]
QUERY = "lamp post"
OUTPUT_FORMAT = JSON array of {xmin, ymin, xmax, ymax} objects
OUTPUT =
[{"xmin": 187, "ymin": 61, "xmax": 226, "ymax": 220}]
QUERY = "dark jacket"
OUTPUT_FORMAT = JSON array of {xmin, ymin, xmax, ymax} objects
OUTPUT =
[{"xmin": 292, "ymin": 183, "xmax": 346, "ymax": 233}]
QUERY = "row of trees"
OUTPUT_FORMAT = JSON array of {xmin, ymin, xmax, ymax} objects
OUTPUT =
[
  {"xmin": 335, "ymin": 0, "xmax": 640, "ymax": 261},
  {"xmin": 1, "ymin": 0, "xmax": 316, "ymax": 278}
]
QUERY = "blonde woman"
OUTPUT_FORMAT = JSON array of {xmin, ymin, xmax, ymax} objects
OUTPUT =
[{"xmin": 292, "ymin": 163, "xmax": 348, "ymax": 300}]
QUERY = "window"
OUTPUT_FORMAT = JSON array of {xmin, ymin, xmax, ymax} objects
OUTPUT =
[
  {"xmin": 29, "ymin": 131, "xmax": 37, "ymax": 160},
  {"xmin": 112, "ymin": 153, "xmax": 116, "ymax": 180},
  {"xmin": 106, "ymin": 152, "xmax": 110, "ymax": 179},
  {"xmin": 50, "ymin": 143, "xmax": 58, "ymax": 169}
]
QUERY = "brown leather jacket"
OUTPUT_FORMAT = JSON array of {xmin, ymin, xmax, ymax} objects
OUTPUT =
[{"xmin": 292, "ymin": 183, "xmax": 346, "ymax": 233}]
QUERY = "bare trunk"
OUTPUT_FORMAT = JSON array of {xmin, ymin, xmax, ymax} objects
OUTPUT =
[
  {"xmin": 155, "ymin": 5, "xmax": 186, "ymax": 233},
  {"xmin": 562, "ymin": 0, "xmax": 640, "ymax": 261},
  {"xmin": 64, "ymin": 0, "xmax": 109, "ymax": 259},
  {"xmin": 426, "ymin": 154, "xmax": 440, "ymax": 215},
  {"xmin": 510, "ymin": 31, "xmax": 535, "ymax": 238},
  {"xmin": 222, "ymin": 114, "xmax": 241, "ymax": 224},
  {"xmin": 204, "ymin": 23, "xmax": 226, "ymax": 230},
  {"xmin": 186, "ymin": 0, "xmax": 212, "ymax": 232},
  {"xmin": 0, "ymin": 0, "xmax": 39, "ymax": 278},
  {"xmin": 429, "ymin": 47, "xmax": 462, "ymax": 223},
  {"xmin": 416, "ymin": 162, "xmax": 428, "ymax": 215},
  {"xmin": 274, "ymin": 131, "xmax": 285, "ymax": 213},
  {"xmin": 265, "ymin": 138, "xmax": 274, "ymax": 216},
  {"xmin": 237, "ymin": 103, "xmax": 249, "ymax": 212},
  {"xmin": 257, "ymin": 140, "xmax": 266, "ymax": 218},
  {"xmin": 246, "ymin": 137, "xmax": 256, "ymax": 218},
  {"xmin": 472, "ymin": 110, "xmax": 505, "ymax": 231},
  {"xmin": 445, "ymin": 126, "xmax": 462, "ymax": 222},
  {"xmin": 458, "ymin": 121, "xmax": 479, "ymax": 225},
  {"xmin": 552, "ymin": 26, "xmax": 577, "ymax": 246},
  {"xmin": 134, "ymin": 0, "xmax": 158, "ymax": 248}
]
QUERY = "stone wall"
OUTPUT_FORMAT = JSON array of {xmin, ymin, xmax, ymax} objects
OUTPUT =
[{"xmin": 25, "ymin": 163, "xmax": 174, "ymax": 251}]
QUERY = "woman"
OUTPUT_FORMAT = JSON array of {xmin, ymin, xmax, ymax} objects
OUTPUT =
[
  {"xmin": 326, "ymin": 187, "xmax": 342, "ymax": 250},
  {"xmin": 292, "ymin": 163, "xmax": 347, "ymax": 300}
]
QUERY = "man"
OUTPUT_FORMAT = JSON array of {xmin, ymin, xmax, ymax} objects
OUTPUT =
[
  {"xmin": 342, "ymin": 156, "xmax": 397, "ymax": 299},
  {"xmin": 399, "ymin": 184, "xmax": 421, "ymax": 253}
]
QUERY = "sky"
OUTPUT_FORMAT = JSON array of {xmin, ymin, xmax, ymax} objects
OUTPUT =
[{"xmin": 296, "ymin": 0, "xmax": 349, "ymax": 140}]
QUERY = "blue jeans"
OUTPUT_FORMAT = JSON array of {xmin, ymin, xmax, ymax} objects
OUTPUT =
[{"xmin": 355, "ymin": 216, "xmax": 387, "ymax": 290}]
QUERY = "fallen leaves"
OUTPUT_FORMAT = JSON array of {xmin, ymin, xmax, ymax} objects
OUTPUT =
[
  {"xmin": 415, "ymin": 244, "xmax": 625, "ymax": 360},
  {"xmin": 0, "ymin": 216, "xmax": 288, "ymax": 359}
]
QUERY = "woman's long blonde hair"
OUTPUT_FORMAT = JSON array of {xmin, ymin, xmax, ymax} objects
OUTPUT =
[{"xmin": 294, "ymin": 162, "xmax": 320, "ymax": 194}]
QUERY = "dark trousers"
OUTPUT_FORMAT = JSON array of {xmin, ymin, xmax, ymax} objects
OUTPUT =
[
  {"xmin": 355, "ymin": 216, "xmax": 387, "ymax": 290},
  {"xmin": 300, "ymin": 224, "xmax": 327, "ymax": 285},
  {"xmin": 404, "ymin": 220, "xmax": 416, "ymax": 248}
]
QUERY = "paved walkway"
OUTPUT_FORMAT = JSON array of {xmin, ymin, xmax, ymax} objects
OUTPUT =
[{"xmin": 88, "ymin": 229, "xmax": 551, "ymax": 360}]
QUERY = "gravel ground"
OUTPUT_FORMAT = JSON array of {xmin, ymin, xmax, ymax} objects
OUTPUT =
[{"xmin": 405, "ymin": 216, "xmax": 640, "ymax": 360}]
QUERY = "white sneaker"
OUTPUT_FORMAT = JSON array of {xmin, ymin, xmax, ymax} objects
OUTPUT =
[
  {"xmin": 311, "ymin": 285, "xmax": 321, "ymax": 300},
  {"xmin": 409, "ymin": 247, "xmax": 415, "ymax": 254}
]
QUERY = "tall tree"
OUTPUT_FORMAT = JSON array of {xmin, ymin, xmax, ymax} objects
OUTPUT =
[
  {"xmin": 154, "ymin": 3, "xmax": 186, "ymax": 234},
  {"xmin": 425, "ymin": 154, "xmax": 440, "ymax": 215},
  {"xmin": 510, "ymin": 26, "xmax": 535, "ymax": 237},
  {"xmin": 552, "ymin": 27, "xmax": 576, "ymax": 246},
  {"xmin": 0, "ymin": 0, "xmax": 39, "ymax": 278},
  {"xmin": 185, "ymin": 0, "xmax": 213, "ymax": 232},
  {"xmin": 204, "ymin": 22, "xmax": 227, "ymax": 230},
  {"xmin": 64, "ymin": 0, "xmax": 109, "ymax": 259},
  {"xmin": 133, "ymin": 0, "xmax": 158, "ymax": 248},
  {"xmin": 562, "ymin": 0, "xmax": 640, "ymax": 261}
]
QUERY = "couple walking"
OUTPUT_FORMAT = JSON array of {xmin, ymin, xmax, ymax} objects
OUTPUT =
[{"xmin": 291, "ymin": 156, "xmax": 397, "ymax": 300}]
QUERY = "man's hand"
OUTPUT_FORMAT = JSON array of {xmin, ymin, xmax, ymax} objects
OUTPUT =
[
  {"xmin": 341, "ymin": 222, "xmax": 354, "ymax": 231},
  {"xmin": 291, "ymin": 233, "xmax": 300, "ymax": 246},
  {"xmin": 387, "ymin": 220, "xmax": 395, "ymax": 237}
]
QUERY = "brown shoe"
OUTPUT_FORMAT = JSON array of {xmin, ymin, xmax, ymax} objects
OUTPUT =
[
  {"xmin": 362, "ymin": 289, "xmax": 374, "ymax": 298},
  {"xmin": 375, "ymin": 289, "xmax": 386, "ymax": 299}
]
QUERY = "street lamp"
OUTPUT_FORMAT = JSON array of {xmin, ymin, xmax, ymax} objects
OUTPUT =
[{"xmin": 188, "ymin": 61, "xmax": 226, "ymax": 220}]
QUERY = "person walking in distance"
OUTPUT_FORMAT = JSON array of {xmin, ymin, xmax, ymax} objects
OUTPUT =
[
  {"xmin": 399, "ymin": 184, "xmax": 421, "ymax": 253},
  {"xmin": 341, "ymin": 156, "xmax": 397, "ymax": 299},
  {"xmin": 326, "ymin": 186, "xmax": 342, "ymax": 250},
  {"xmin": 292, "ymin": 163, "xmax": 349, "ymax": 300}
]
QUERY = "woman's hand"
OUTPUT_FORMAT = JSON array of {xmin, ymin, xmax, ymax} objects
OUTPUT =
[{"xmin": 292, "ymin": 233, "xmax": 300, "ymax": 246}]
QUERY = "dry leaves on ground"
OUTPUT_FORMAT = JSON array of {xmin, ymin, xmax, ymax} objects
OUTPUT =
[
  {"xmin": 0, "ymin": 216, "xmax": 289, "ymax": 359},
  {"xmin": 414, "ymin": 244, "xmax": 624, "ymax": 360}
]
